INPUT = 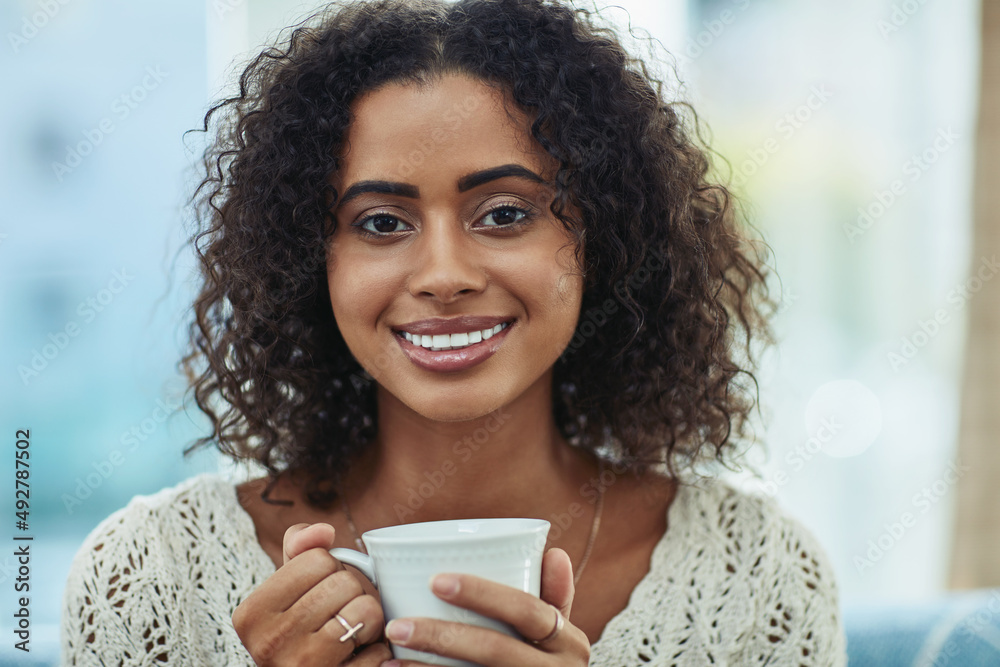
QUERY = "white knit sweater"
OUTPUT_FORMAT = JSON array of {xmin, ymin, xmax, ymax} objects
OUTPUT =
[{"xmin": 61, "ymin": 472, "xmax": 847, "ymax": 666}]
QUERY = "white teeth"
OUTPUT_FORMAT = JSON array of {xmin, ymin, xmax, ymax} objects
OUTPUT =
[{"xmin": 401, "ymin": 322, "xmax": 510, "ymax": 351}]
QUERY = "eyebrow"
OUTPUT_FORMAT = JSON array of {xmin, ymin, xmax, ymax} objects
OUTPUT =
[{"xmin": 335, "ymin": 164, "xmax": 546, "ymax": 207}]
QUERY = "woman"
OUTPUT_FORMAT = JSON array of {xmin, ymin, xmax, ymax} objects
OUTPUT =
[{"xmin": 61, "ymin": 0, "xmax": 847, "ymax": 664}]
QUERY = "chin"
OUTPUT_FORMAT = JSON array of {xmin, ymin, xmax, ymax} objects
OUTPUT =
[
  {"xmin": 376, "ymin": 382, "xmax": 501, "ymax": 420},
  {"xmin": 410, "ymin": 401, "xmax": 502, "ymax": 424}
]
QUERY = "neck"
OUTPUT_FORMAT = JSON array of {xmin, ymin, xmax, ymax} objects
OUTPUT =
[{"xmin": 340, "ymin": 373, "xmax": 601, "ymax": 531}]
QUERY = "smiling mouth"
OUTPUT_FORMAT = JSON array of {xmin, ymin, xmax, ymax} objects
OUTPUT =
[{"xmin": 394, "ymin": 319, "xmax": 516, "ymax": 352}]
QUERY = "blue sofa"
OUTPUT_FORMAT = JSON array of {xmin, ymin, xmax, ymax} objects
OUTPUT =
[{"xmin": 845, "ymin": 588, "xmax": 1000, "ymax": 666}]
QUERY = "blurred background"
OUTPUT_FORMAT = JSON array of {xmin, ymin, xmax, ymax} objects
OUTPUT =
[{"xmin": 1, "ymin": 0, "xmax": 995, "ymax": 663}]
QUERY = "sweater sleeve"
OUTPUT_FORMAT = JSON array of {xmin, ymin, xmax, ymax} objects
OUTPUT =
[
  {"xmin": 61, "ymin": 500, "xmax": 189, "ymax": 666},
  {"xmin": 740, "ymin": 505, "xmax": 847, "ymax": 667}
]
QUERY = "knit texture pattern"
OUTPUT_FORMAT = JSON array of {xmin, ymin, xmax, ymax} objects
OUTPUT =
[{"xmin": 61, "ymin": 472, "xmax": 847, "ymax": 666}]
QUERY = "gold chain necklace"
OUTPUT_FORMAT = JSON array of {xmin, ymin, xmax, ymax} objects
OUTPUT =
[{"xmin": 339, "ymin": 460, "xmax": 607, "ymax": 587}]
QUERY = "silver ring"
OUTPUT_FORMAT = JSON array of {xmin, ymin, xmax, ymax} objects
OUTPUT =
[
  {"xmin": 530, "ymin": 604, "xmax": 564, "ymax": 645},
  {"xmin": 335, "ymin": 613, "xmax": 364, "ymax": 645}
]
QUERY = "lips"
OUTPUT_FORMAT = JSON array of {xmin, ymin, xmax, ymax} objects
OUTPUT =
[{"xmin": 394, "ymin": 319, "xmax": 516, "ymax": 372}]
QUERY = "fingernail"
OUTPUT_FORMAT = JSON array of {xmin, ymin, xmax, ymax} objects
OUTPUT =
[
  {"xmin": 385, "ymin": 619, "xmax": 413, "ymax": 643},
  {"xmin": 431, "ymin": 573, "xmax": 460, "ymax": 597}
]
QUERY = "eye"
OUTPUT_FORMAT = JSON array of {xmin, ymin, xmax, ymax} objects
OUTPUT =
[
  {"xmin": 478, "ymin": 203, "xmax": 534, "ymax": 229},
  {"xmin": 483, "ymin": 204, "xmax": 531, "ymax": 227},
  {"xmin": 350, "ymin": 213, "xmax": 410, "ymax": 239}
]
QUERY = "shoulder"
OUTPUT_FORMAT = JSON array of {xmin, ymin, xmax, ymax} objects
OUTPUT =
[
  {"xmin": 61, "ymin": 473, "xmax": 255, "ymax": 664},
  {"xmin": 62, "ymin": 472, "xmax": 232, "ymax": 603},
  {"xmin": 669, "ymin": 476, "xmax": 847, "ymax": 665},
  {"xmin": 671, "ymin": 475, "xmax": 842, "ymax": 603},
  {"xmin": 673, "ymin": 475, "xmax": 834, "ymax": 563},
  {"xmin": 88, "ymin": 471, "xmax": 231, "ymax": 518},
  {"xmin": 67, "ymin": 473, "xmax": 226, "ymax": 559},
  {"xmin": 67, "ymin": 473, "xmax": 237, "ymax": 563}
]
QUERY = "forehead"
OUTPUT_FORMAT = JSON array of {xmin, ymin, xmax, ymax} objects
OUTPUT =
[{"xmin": 334, "ymin": 74, "xmax": 556, "ymax": 185}]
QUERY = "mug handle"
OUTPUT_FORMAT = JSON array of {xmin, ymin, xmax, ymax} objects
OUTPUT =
[{"xmin": 330, "ymin": 548, "xmax": 378, "ymax": 588}]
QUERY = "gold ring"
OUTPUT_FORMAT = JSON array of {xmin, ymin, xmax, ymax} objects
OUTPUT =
[
  {"xmin": 530, "ymin": 604, "xmax": 564, "ymax": 645},
  {"xmin": 335, "ymin": 613, "xmax": 364, "ymax": 646}
]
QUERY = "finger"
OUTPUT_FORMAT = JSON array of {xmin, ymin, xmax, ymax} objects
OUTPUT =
[
  {"xmin": 540, "ymin": 547, "xmax": 575, "ymax": 619},
  {"xmin": 290, "ymin": 569, "xmax": 366, "ymax": 633},
  {"xmin": 282, "ymin": 523, "xmax": 310, "ymax": 565},
  {"xmin": 283, "ymin": 522, "xmax": 337, "ymax": 565},
  {"xmin": 252, "ymin": 545, "xmax": 346, "ymax": 613},
  {"xmin": 311, "ymin": 592, "xmax": 384, "ymax": 650},
  {"xmin": 385, "ymin": 616, "xmax": 572, "ymax": 667},
  {"xmin": 295, "ymin": 610, "xmax": 388, "ymax": 667},
  {"xmin": 340, "ymin": 642, "xmax": 393, "ymax": 666},
  {"xmin": 426, "ymin": 572, "xmax": 586, "ymax": 651}
]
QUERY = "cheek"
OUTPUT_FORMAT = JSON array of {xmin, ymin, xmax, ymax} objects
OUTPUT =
[
  {"xmin": 326, "ymin": 258, "xmax": 395, "ymax": 337},
  {"xmin": 555, "ymin": 272, "xmax": 584, "ymax": 311},
  {"xmin": 513, "ymin": 249, "xmax": 583, "ymax": 337},
  {"xmin": 551, "ymin": 273, "xmax": 584, "ymax": 339},
  {"xmin": 533, "ymin": 241, "xmax": 584, "ymax": 312}
]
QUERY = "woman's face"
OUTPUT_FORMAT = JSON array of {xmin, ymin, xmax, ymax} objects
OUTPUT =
[{"xmin": 326, "ymin": 73, "xmax": 584, "ymax": 422}]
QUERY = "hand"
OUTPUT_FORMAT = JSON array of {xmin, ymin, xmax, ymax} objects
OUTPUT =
[
  {"xmin": 232, "ymin": 523, "xmax": 392, "ymax": 666},
  {"xmin": 380, "ymin": 548, "xmax": 590, "ymax": 666}
]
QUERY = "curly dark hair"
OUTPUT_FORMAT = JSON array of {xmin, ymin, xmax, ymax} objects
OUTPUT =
[{"xmin": 180, "ymin": 0, "xmax": 778, "ymax": 511}]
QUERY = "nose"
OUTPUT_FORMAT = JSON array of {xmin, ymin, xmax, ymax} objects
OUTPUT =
[{"xmin": 407, "ymin": 215, "xmax": 487, "ymax": 303}]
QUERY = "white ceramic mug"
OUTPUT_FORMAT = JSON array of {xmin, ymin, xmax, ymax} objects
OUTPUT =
[{"xmin": 329, "ymin": 517, "xmax": 550, "ymax": 667}]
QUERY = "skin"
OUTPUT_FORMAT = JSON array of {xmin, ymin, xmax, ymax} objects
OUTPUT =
[{"xmin": 232, "ymin": 73, "xmax": 675, "ymax": 666}]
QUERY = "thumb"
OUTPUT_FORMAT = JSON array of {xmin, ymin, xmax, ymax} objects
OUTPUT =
[
  {"xmin": 282, "ymin": 522, "xmax": 336, "ymax": 566},
  {"xmin": 540, "ymin": 548, "xmax": 575, "ymax": 619}
]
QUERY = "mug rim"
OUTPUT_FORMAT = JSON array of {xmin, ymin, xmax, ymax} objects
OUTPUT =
[{"xmin": 362, "ymin": 517, "xmax": 550, "ymax": 543}]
